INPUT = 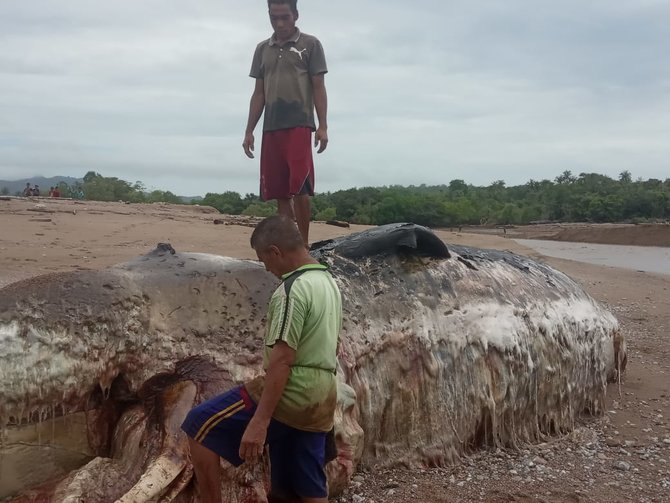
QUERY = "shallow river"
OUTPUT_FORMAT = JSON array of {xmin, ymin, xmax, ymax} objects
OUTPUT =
[{"xmin": 515, "ymin": 239, "xmax": 670, "ymax": 276}]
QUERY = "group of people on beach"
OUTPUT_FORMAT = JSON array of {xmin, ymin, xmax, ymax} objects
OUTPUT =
[
  {"xmin": 22, "ymin": 183, "xmax": 61, "ymax": 198},
  {"xmin": 22, "ymin": 183, "xmax": 41, "ymax": 197}
]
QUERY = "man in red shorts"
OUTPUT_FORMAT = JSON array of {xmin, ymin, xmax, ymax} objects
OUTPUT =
[{"xmin": 243, "ymin": 0, "xmax": 329, "ymax": 247}]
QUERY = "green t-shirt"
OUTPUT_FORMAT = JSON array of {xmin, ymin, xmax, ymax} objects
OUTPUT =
[{"xmin": 245, "ymin": 263, "xmax": 342, "ymax": 432}]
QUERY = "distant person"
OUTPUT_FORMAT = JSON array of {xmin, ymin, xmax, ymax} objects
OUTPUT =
[
  {"xmin": 33, "ymin": 185, "xmax": 40, "ymax": 197},
  {"xmin": 53, "ymin": 187, "xmax": 61, "ymax": 198},
  {"xmin": 243, "ymin": 0, "xmax": 329, "ymax": 247},
  {"xmin": 23, "ymin": 183, "xmax": 32, "ymax": 197},
  {"xmin": 48, "ymin": 187, "xmax": 55, "ymax": 197}
]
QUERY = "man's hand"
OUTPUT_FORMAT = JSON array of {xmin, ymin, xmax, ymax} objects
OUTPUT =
[
  {"xmin": 315, "ymin": 127, "xmax": 328, "ymax": 154},
  {"xmin": 243, "ymin": 132, "xmax": 255, "ymax": 159},
  {"xmin": 240, "ymin": 342, "xmax": 294, "ymax": 463},
  {"xmin": 239, "ymin": 417, "xmax": 268, "ymax": 462}
]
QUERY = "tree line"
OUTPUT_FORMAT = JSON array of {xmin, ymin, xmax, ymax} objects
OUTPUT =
[
  {"xmin": 204, "ymin": 170, "xmax": 669, "ymax": 226},
  {"xmin": 2, "ymin": 172, "xmax": 185, "ymax": 204},
  {"xmin": 4, "ymin": 170, "xmax": 668, "ymax": 227}
]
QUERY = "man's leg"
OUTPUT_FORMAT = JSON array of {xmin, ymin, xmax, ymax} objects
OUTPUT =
[
  {"xmin": 269, "ymin": 422, "xmax": 328, "ymax": 503},
  {"xmin": 283, "ymin": 127, "xmax": 314, "ymax": 247},
  {"xmin": 188, "ymin": 438, "xmax": 223, "ymax": 503},
  {"xmin": 181, "ymin": 386, "xmax": 254, "ymax": 502},
  {"xmin": 293, "ymin": 195, "xmax": 311, "ymax": 247},
  {"xmin": 277, "ymin": 198, "xmax": 294, "ymax": 220}
]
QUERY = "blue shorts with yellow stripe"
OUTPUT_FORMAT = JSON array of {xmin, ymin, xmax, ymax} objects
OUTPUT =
[{"xmin": 181, "ymin": 386, "xmax": 328, "ymax": 498}]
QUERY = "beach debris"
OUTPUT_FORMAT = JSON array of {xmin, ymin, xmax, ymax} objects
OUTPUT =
[
  {"xmin": 211, "ymin": 215, "xmax": 263, "ymax": 228},
  {"xmin": 27, "ymin": 204, "xmax": 53, "ymax": 213},
  {"xmin": 326, "ymin": 219, "xmax": 351, "ymax": 228}
]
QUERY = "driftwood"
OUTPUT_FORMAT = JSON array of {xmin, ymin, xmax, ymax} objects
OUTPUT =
[
  {"xmin": 326, "ymin": 219, "xmax": 351, "ymax": 228},
  {"xmin": 212, "ymin": 215, "xmax": 263, "ymax": 228}
]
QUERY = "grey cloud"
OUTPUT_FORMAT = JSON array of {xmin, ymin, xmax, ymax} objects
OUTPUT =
[{"xmin": 0, "ymin": 0, "xmax": 668, "ymax": 197}]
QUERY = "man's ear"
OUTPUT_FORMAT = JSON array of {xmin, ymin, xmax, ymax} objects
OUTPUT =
[
  {"xmin": 294, "ymin": 10, "xmax": 299, "ymax": 21},
  {"xmin": 268, "ymin": 244, "xmax": 282, "ymax": 257}
]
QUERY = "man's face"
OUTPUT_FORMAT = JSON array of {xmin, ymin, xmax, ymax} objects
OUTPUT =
[
  {"xmin": 269, "ymin": 3, "xmax": 298, "ymax": 40},
  {"xmin": 256, "ymin": 246, "xmax": 284, "ymax": 278}
]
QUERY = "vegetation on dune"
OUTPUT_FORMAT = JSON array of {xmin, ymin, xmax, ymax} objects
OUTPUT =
[
  {"xmin": 77, "ymin": 172, "xmax": 184, "ymax": 204},
  {"xmin": 254, "ymin": 170, "xmax": 668, "ymax": 226},
  {"xmin": 5, "ymin": 170, "xmax": 668, "ymax": 227}
]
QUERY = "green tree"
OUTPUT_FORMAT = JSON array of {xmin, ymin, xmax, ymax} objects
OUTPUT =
[
  {"xmin": 146, "ymin": 190, "xmax": 182, "ymax": 204},
  {"xmin": 83, "ymin": 171, "xmax": 102, "ymax": 183},
  {"xmin": 79, "ymin": 173, "xmax": 154, "ymax": 203},
  {"xmin": 202, "ymin": 192, "xmax": 246, "ymax": 214},
  {"xmin": 243, "ymin": 202, "xmax": 276, "ymax": 217},
  {"xmin": 57, "ymin": 182, "xmax": 73, "ymax": 198},
  {"xmin": 498, "ymin": 203, "xmax": 521, "ymax": 225},
  {"xmin": 448, "ymin": 179, "xmax": 469, "ymax": 198},
  {"xmin": 555, "ymin": 170, "xmax": 576, "ymax": 184},
  {"xmin": 315, "ymin": 207, "xmax": 337, "ymax": 221}
]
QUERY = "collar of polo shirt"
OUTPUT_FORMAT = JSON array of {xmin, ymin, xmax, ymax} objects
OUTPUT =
[{"xmin": 269, "ymin": 27, "xmax": 302, "ymax": 46}]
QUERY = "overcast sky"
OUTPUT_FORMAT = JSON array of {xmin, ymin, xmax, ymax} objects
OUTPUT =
[{"xmin": 1, "ymin": 1, "xmax": 668, "ymax": 196}]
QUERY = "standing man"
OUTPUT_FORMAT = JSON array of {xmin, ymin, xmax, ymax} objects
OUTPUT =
[
  {"xmin": 182, "ymin": 215, "xmax": 342, "ymax": 502},
  {"xmin": 243, "ymin": 0, "xmax": 329, "ymax": 247}
]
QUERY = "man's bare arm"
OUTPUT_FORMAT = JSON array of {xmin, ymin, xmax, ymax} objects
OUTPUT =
[
  {"xmin": 239, "ymin": 341, "xmax": 295, "ymax": 461},
  {"xmin": 312, "ymin": 74, "xmax": 328, "ymax": 153},
  {"xmin": 243, "ymin": 79, "xmax": 265, "ymax": 159}
]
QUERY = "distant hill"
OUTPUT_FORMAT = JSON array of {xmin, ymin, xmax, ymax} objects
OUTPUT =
[{"xmin": 0, "ymin": 176, "xmax": 82, "ymax": 195}]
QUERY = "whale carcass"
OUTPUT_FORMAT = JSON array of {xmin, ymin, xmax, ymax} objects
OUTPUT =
[{"xmin": 0, "ymin": 224, "xmax": 625, "ymax": 502}]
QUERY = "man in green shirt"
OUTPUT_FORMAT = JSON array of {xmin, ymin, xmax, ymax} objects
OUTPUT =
[{"xmin": 182, "ymin": 215, "xmax": 342, "ymax": 502}]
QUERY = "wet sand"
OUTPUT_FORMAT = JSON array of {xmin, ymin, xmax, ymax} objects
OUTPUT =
[{"xmin": 1, "ymin": 198, "xmax": 669, "ymax": 502}]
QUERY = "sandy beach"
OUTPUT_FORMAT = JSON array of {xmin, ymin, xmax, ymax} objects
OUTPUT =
[{"xmin": 1, "ymin": 197, "xmax": 669, "ymax": 502}]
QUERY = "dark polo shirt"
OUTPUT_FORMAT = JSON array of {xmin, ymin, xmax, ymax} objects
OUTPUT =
[{"xmin": 250, "ymin": 28, "xmax": 328, "ymax": 132}]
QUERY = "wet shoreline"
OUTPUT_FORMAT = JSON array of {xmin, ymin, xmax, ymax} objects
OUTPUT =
[{"xmin": 515, "ymin": 239, "xmax": 670, "ymax": 276}]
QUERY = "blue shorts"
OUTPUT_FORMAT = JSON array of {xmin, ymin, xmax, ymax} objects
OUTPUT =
[{"xmin": 181, "ymin": 386, "xmax": 328, "ymax": 499}]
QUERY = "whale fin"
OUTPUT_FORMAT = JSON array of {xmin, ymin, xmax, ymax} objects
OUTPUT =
[{"xmin": 311, "ymin": 223, "xmax": 450, "ymax": 259}]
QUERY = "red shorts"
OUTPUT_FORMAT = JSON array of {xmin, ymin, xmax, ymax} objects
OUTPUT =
[{"xmin": 260, "ymin": 127, "xmax": 315, "ymax": 201}]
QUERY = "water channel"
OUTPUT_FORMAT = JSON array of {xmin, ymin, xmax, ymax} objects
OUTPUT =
[{"xmin": 514, "ymin": 239, "xmax": 670, "ymax": 276}]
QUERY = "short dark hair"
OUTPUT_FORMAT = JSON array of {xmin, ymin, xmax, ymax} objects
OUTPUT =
[
  {"xmin": 250, "ymin": 215, "xmax": 304, "ymax": 252},
  {"xmin": 267, "ymin": 0, "xmax": 297, "ymax": 13}
]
